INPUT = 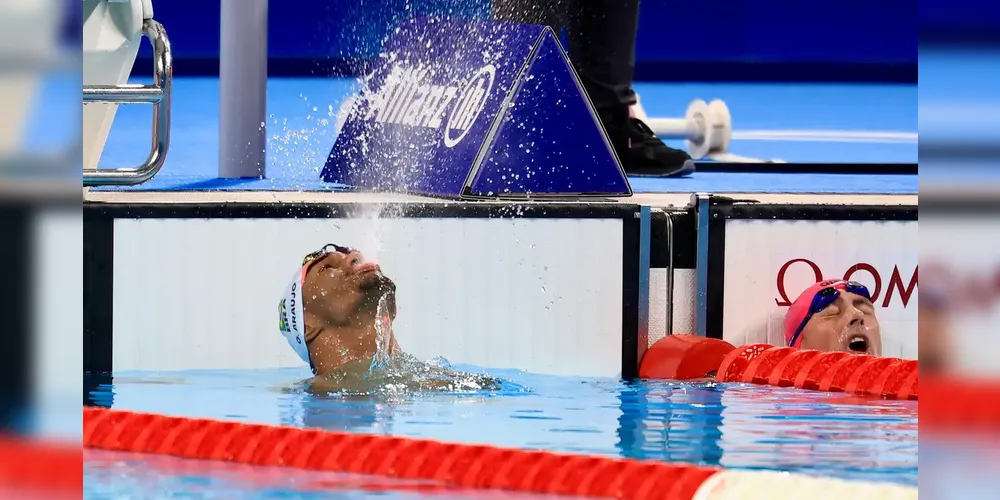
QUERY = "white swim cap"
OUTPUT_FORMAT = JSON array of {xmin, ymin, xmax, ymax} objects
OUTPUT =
[
  {"xmin": 278, "ymin": 244, "xmax": 356, "ymax": 365},
  {"xmin": 278, "ymin": 266, "xmax": 309, "ymax": 364}
]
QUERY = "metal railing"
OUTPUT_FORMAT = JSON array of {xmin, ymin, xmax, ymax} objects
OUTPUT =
[{"xmin": 83, "ymin": 18, "xmax": 172, "ymax": 186}]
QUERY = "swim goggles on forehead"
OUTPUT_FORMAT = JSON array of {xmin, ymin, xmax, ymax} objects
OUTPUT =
[
  {"xmin": 302, "ymin": 244, "xmax": 355, "ymax": 267},
  {"xmin": 788, "ymin": 281, "xmax": 872, "ymax": 348}
]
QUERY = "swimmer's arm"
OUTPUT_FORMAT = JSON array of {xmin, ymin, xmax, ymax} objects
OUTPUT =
[
  {"xmin": 418, "ymin": 364, "xmax": 504, "ymax": 391},
  {"xmin": 306, "ymin": 376, "xmax": 343, "ymax": 394},
  {"xmin": 306, "ymin": 369, "xmax": 370, "ymax": 394},
  {"xmin": 387, "ymin": 347, "xmax": 502, "ymax": 391}
]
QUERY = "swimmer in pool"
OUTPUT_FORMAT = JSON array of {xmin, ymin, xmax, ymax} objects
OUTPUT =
[
  {"xmin": 784, "ymin": 279, "xmax": 882, "ymax": 356},
  {"xmin": 278, "ymin": 244, "xmax": 501, "ymax": 393}
]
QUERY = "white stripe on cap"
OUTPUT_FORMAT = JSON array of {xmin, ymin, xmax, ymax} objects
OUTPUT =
[{"xmin": 278, "ymin": 268, "xmax": 309, "ymax": 363}]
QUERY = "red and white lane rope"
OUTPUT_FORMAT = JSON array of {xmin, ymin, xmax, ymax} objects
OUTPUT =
[{"xmin": 83, "ymin": 407, "xmax": 916, "ymax": 499}]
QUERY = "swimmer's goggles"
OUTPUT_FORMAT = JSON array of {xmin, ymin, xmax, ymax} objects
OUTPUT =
[
  {"xmin": 788, "ymin": 281, "xmax": 872, "ymax": 348},
  {"xmin": 302, "ymin": 243, "xmax": 355, "ymax": 268}
]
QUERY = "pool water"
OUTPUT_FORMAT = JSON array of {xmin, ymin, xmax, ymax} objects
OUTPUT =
[
  {"xmin": 85, "ymin": 450, "xmax": 575, "ymax": 499},
  {"xmin": 84, "ymin": 366, "xmax": 918, "ymax": 498}
]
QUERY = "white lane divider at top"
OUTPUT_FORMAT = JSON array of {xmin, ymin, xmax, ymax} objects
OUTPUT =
[
  {"xmin": 632, "ymin": 96, "xmax": 917, "ymax": 163},
  {"xmin": 731, "ymin": 130, "xmax": 917, "ymax": 143}
]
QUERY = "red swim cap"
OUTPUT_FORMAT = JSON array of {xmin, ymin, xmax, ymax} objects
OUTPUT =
[{"xmin": 784, "ymin": 279, "xmax": 850, "ymax": 347}]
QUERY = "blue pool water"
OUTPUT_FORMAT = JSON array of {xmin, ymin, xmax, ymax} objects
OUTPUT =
[
  {"xmin": 85, "ymin": 449, "xmax": 569, "ymax": 499},
  {"xmin": 84, "ymin": 366, "xmax": 918, "ymax": 498}
]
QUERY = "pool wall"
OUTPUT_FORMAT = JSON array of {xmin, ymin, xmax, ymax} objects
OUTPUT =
[
  {"xmin": 646, "ymin": 202, "xmax": 918, "ymax": 359},
  {"xmin": 84, "ymin": 202, "xmax": 648, "ymax": 378},
  {"xmin": 710, "ymin": 207, "xmax": 918, "ymax": 359},
  {"xmin": 83, "ymin": 195, "xmax": 920, "ymax": 381}
]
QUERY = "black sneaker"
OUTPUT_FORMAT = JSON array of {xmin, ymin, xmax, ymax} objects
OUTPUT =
[{"xmin": 607, "ymin": 117, "xmax": 695, "ymax": 178}]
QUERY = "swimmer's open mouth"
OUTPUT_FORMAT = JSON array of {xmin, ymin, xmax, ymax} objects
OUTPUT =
[
  {"xmin": 847, "ymin": 334, "xmax": 871, "ymax": 354},
  {"xmin": 356, "ymin": 263, "xmax": 380, "ymax": 275}
]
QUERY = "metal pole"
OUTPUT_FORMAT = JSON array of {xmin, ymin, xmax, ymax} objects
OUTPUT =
[
  {"xmin": 219, "ymin": 0, "xmax": 267, "ymax": 178},
  {"xmin": 694, "ymin": 193, "xmax": 711, "ymax": 337},
  {"xmin": 83, "ymin": 86, "xmax": 162, "ymax": 104},
  {"xmin": 665, "ymin": 211, "xmax": 675, "ymax": 337}
]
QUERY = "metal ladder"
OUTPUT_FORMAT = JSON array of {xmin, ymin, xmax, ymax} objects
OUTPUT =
[{"xmin": 83, "ymin": 10, "xmax": 173, "ymax": 187}]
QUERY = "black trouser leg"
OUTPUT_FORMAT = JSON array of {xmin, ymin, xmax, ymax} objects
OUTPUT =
[
  {"xmin": 490, "ymin": 0, "xmax": 567, "ymax": 34},
  {"xmin": 566, "ymin": 0, "xmax": 640, "ymax": 115},
  {"xmin": 491, "ymin": 0, "xmax": 692, "ymax": 175}
]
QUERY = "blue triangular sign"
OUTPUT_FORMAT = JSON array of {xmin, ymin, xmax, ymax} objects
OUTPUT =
[
  {"xmin": 464, "ymin": 29, "xmax": 631, "ymax": 198},
  {"xmin": 322, "ymin": 18, "xmax": 631, "ymax": 199}
]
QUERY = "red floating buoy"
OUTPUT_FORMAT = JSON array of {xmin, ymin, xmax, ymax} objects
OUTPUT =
[{"xmin": 639, "ymin": 334, "xmax": 736, "ymax": 380}]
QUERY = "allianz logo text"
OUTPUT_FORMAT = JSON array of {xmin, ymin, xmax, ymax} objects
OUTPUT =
[{"xmin": 362, "ymin": 64, "xmax": 497, "ymax": 148}]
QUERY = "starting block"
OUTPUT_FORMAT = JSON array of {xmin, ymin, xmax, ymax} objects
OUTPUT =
[{"xmin": 322, "ymin": 17, "xmax": 632, "ymax": 199}]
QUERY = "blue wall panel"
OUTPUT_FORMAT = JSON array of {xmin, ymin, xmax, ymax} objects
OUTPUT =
[{"xmin": 128, "ymin": 0, "xmax": 918, "ymax": 82}]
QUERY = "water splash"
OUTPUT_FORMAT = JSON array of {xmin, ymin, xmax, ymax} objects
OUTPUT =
[
  {"xmin": 346, "ymin": 201, "xmax": 410, "ymax": 264},
  {"xmin": 312, "ymin": 348, "xmax": 526, "ymax": 397},
  {"xmin": 306, "ymin": 275, "xmax": 523, "ymax": 396},
  {"xmin": 368, "ymin": 294, "xmax": 394, "ymax": 374}
]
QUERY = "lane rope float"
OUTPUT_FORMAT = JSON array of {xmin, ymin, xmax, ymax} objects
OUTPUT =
[
  {"xmin": 83, "ymin": 407, "xmax": 917, "ymax": 499},
  {"xmin": 0, "ymin": 436, "xmax": 81, "ymax": 495},
  {"xmin": 640, "ymin": 335, "xmax": 918, "ymax": 400}
]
